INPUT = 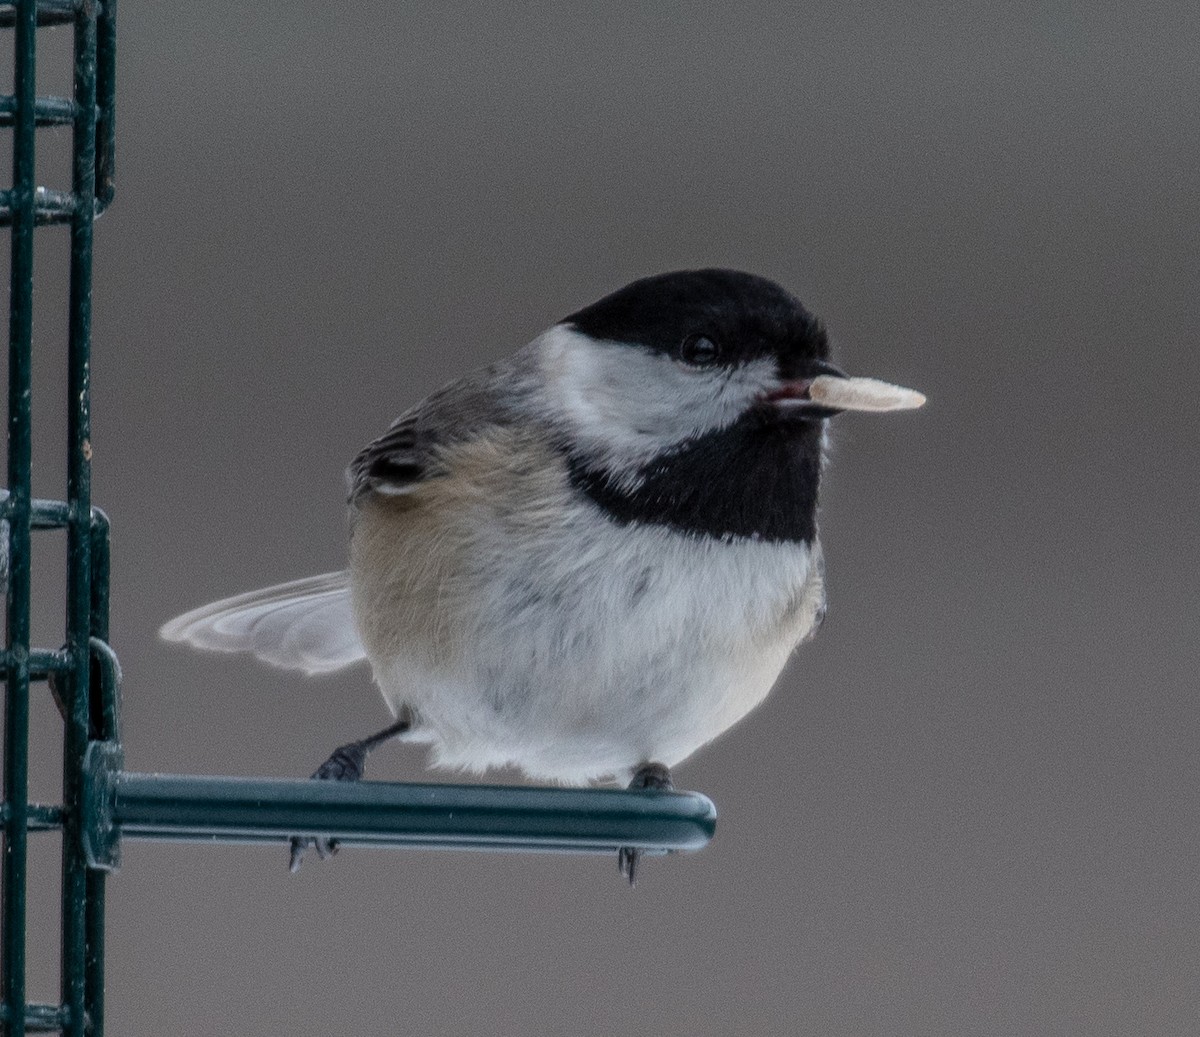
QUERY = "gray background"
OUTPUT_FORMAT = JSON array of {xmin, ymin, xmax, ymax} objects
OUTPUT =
[{"xmin": 5, "ymin": 1, "xmax": 1200, "ymax": 1034}]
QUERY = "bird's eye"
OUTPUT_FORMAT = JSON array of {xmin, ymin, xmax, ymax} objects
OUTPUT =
[{"xmin": 678, "ymin": 334, "xmax": 721, "ymax": 367}]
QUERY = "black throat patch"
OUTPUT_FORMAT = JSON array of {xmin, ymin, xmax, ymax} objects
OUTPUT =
[{"xmin": 567, "ymin": 412, "xmax": 824, "ymax": 544}]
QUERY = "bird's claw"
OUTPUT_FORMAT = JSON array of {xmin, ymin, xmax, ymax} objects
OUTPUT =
[
  {"xmin": 288, "ymin": 834, "xmax": 339, "ymax": 873},
  {"xmin": 617, "ymin": 762, "xmax": 673, "ymax": 887},
  {"xmin": 617, "ymin": 845, "xmax": 641, "ymax": 885},
  {"xmin": 287, "ymin": 741, "xmax": 370, "ymax": 872}
]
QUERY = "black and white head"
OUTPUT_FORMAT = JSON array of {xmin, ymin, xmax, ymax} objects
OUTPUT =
[{"xmin": 536, "ymin": 269, "xmax": 924, "ymax": 544}]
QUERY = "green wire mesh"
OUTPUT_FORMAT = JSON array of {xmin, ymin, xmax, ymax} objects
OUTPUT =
[
  {"xmin": 3, "ymin": 1, "xmax": 117, "ymax": 1033},
  {"xmin": 1, "ymin": 5, "xmax": 713, "ymax": 1032}
]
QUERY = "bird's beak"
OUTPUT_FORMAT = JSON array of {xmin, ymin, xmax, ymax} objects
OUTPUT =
[{"xmin": 763, "ymin": 367, "xmax": 925, "ymax": 415}]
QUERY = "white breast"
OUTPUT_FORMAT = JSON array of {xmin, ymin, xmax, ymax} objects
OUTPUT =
[{"xmin": 351, "ymin": 434, "xmax": 824, "ymax": 784}]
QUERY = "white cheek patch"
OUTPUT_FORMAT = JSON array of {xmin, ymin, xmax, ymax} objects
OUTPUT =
[{"xmin": 537, "ymin": 325, "xmax": 774, "ymax": 474}]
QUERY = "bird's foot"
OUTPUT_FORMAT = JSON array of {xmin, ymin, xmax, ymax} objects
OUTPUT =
[
  {"xmin": 288, "ymin": 714, "xmax": 412, "ymax": 873},
  {"xmin": 618, "ymin": 762, "xmax": 673, "ymax": 887},
  {"xmin": 287, "ymin": 741, "xmax": 369, "ymax": 872}
]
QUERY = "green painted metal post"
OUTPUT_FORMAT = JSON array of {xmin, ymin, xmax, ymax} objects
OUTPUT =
[
  {"xmin": 61, "ymin": 1, "xmax": 100, "ymax": 1033},
  {"xmin": 3, "ymin": 3, "xmax": 37, "ymax": 1034}
]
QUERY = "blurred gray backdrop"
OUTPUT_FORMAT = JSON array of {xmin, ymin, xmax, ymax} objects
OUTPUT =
[{"xmin": 5, "ymin": 1, "xmax": 1200, "ymax": 1034}]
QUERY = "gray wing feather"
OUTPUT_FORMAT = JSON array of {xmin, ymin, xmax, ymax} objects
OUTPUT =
[{"xmin": 347, "ymin": 354, "xmax": 535, "ymax": 503}]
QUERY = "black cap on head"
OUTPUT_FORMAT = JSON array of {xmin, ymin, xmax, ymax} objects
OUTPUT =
[{"xmin": 563, "ymin": 268, "xmax": 829, "ymax": 377}]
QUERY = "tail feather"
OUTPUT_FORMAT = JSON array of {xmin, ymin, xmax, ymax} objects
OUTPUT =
[{"xmin": 159, "ymin": 571, "xmax": 367, "ymax": 675}]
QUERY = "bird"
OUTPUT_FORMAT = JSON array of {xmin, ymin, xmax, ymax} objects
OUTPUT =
[{"xmin": 160, "ymin": 268, "xmax": 925, "ymax": 883}]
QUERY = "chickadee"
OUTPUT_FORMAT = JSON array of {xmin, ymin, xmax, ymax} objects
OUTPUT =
[{"xmin": 161, "ymin": 268, "xmax": 924, "ymax": 882}]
